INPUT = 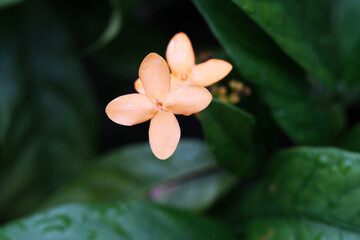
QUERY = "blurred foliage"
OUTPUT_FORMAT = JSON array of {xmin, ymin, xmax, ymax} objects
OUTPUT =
[
  {"xmin": 42, "ymin": 140, "xmax": 237, "ymax": 212},
  {"xmin": 0, "ymin": 0, "xmax": 23, "ymax": 9},
  {"xmin": 0, "ymin": 0, "xmax": 359, "ymax": 239},
  {"xmin": 47, "ymin": 0, "xmax": 122, "ymax": 54},
  {"xmin": 0, "ymin": 202, "xmax": 235, "ymax": 239},
  {"xmin": 0, "ymin": 0, "xmax": 96, "ymax": 220}
]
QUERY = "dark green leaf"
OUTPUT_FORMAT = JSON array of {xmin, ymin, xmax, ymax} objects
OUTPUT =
[
  {"xmin": 0, "ymin": 1, "xmax": 96, "ymax": 220},
  {"xmin": 85, "ymin": 0, "xmax": 122, "ymax": 54},
  {"xmin": 94, "ymin": 23, "xmax": 168, "ymax": 80},
  {"xmin": 342, "ymin": 41, "xmax": 360, "ymax": 105},
  {"xmin": 200, "ymin": 99, "xmax": 255, "ymax": 175},
  {"xmin": 193, "ymin": 0, "xmax": 345, "ymax": 145},
  {"xmin": 42, "ymin": 139, "xmax": 237, "ymax": 212},
  {"xmin": 339, "ymin": 123, "xmax": 360, "ymax": 153},
  {"xmin": 242, "ymin": 92, "xmax": 280, "ymax": 159},
  {"xmin": 241, "ymin": 147, "xmax": 360, "ymax": 239},
  {"xmin": 49, "ymin": 0, "xmax": 122, "ymax": 54},
  {"xmin": 0, "ymin": 0, "xmax": 23, "ymax": 8},
  {"xmin": 335, "ymin": 1, "xmax": 360, "ymax": 68},
  {"xmin": 338, "ymin": 2, "xmax": 360, "ymax": 100},
  {"xmin": 234, "ymin": 0, "xmax": 360, "ymax": 94},
  {"xmin": 0, "ymin": 201, "xmax": 235, "ymax": 240}
]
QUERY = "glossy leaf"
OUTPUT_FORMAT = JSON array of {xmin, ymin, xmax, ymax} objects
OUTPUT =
[
  {"xmin": 240, "ymin": 147, "xmax": 360, "ymax": 239},
  {"xmin": 0, "ymin": 1, "xmax": 95, "ymax": 220},
  {"xmin": 0, "ymin": 202, "xmax": 235, "ymax": 240},
  {"xmin": 244, "ymin": 218, "xmax": 360, "ymax": 239},
  {"xmin": 233, "ymin": 0, "xmax": 336, "ymax": 90},
  {"xmin": 42, "ymin": 140, "xmax": 237, "ymax": 212},
  {"xmin": 234, "ymin": 0, "xmax": 360, "ymax": 95},
  {"xmin": 200, "ymin": 99, "xmax": 255, "ymax": 175},
  {"xmin": 193, "ymin": 0, "xmax": 345, "ymax": 145}
]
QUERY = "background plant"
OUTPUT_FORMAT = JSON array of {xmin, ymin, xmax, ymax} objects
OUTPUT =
[{"xmin": 0, "ymin": 0, "xmax": 359, "ymax": 239}]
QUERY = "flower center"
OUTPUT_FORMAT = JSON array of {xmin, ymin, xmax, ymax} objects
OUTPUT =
[
  {"xmin": 155, "ymin": 99, "xmax": 165, "ymax": 111},
  {"xmin": 180, "ymin": 72, "xmax": 188, "ymax": 81}
]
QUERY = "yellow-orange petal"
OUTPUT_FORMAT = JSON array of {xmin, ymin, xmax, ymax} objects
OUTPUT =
[
  {"xmin": 134, "ymin": 78, "xmax": 145, "ymax": 94},
  {"xmin": 190, "ymin": 59, "xmax": 232, "ymax": 86},
  {"xmin": 106, "ymin": 94, "xmax": 156, "ymax": 126},
  {"xmin": 139, "ymin": 53, "xmax": 170, "ymax": 102},
  {"xmin": 164, "ymin": 84, "xmax": 212, "ymax": 115},
  {"xmin": 166, "ymin": 32, "xmax": 195, "ymax": 75},
  {"xmin": 149, "ymin": 111, "xmax": 180, "ymax": 160},
  {"xmin": 136, "ymin": 75, "xmax": 185, "ymax": 93},
  {"xmin": 170, "ymin": 75, "xmax": 186, "ymax": 90}
]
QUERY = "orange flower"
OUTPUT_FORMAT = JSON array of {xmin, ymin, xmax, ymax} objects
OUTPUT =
[
  {"xmin": 135, "ymin": 32, "xmax": 233, "ymax": 93},
  {"xmin": 106, "ymin": 53, "xmax": 212, "ymax": 160}
]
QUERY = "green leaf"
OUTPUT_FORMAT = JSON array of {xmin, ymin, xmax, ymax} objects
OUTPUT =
[
  {"xmin": 193, "ymin": 0, "xmax": 345, "ymax": 145},
  {"xmin": 234, "ymin": 0, "xmax": 360, "ymax": 94},
  {"xmin": 200, "ymin": 99, "xmax": 255, "ymax": 175},
  {"xmin": 232, "ymin": 0, "xmax": 336, "ymax": 91},
  {"xmin": 0, "ymin": 0, "xmax": 23, "ymax": 8},
  {"xmin": 0, "ymin": 1, "xmax": 96, "ymax": 220},
  {"xmin": 42, "ymin": 139, "xmax": 237, "ymax": 212},
  {"xmin": 240, "ymin": 147, "xmax": 360, "ymax": 239},
  {"xmin": 0, "ymin": 201, "xmax": 235, "ymax": 240},
  {"xmin": 339, "ymin": 123, "xmax": 360, "ymax": 153},
  {"xmin": 244, "ymin": 218, "xmax": 360, "ymax": 239}
]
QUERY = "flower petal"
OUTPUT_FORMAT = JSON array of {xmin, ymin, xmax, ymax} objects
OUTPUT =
[
  {"xmin": 134, "ymin": 78, "xmax": 145, "ymax": 94},
  {"xmin": 139, "ymin": 53, "xmax": 170, "ymax": 102},
  {"xmin": 164, "ymin": 84, "xmax": 212, "ymax": 115},
  {"xmin": 166, "ymin": 32, "xmax": 195, "ymax": 74},
  {"xmin": 136, "ymin": 75, "xmax": 185, "ymax": 94},
  {"xmin": 170, "ymin": 75, "xmax": 186, "ymax": 90},
  {"xmin": 106, "ymin": 94, "xmax": 156, "ymax": 126},
  {"xmin": 190, "ymin": 59, "xmax": 232, "ymax": 86},
  {"xmin": 149, "ymin": 111, "xmax": 180, "ymax": 160}
]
